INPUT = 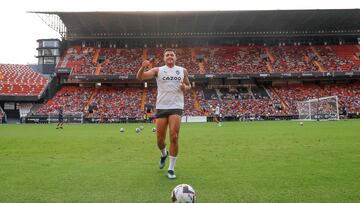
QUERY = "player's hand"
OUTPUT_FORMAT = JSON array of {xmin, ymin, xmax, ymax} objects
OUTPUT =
[
  {"xmin": 141, "ymin": 60, "xmax": 151, "ymax": 68},
  {"xmin": 180, "ymin": 82, "xmax": 187, "ymax": 92}
]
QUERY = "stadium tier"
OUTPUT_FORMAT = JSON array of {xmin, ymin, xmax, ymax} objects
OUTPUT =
[
  {"xmin": 99, "ymin": 48, "xmax": 143, "ymax": 75},
  {"xmin": 314, "ymin": 45, "xmax": 360, "ymax": 72},
  {"xmin": 86, "ymin": 87, "xmax": 143, "ymax": 119},
  {"xmin": 57, "ymin": 47, "xmax": 97, "ymax": 75},
  {"xmin": 0, "ymin": 64, "xmax": 49, "ymax": 97},
  {"xmin": 269, "ymin": 46, "xmax": 319, "ymax": 73},
  {"xmin": 56, "ymin": 45, "xmax": 360, "ymax": 75},
  {"xmin": 274, "ymin": 83, "xmax": 360, "ymax": 115},
  {"xmin": 29, "ymin": 82, "xmax": 359, "ymax": 121},
  {"xmin": 35, "ymin": 86, "xmax": 92, "ymax": 115}
]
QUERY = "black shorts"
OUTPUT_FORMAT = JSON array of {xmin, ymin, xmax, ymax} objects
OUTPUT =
[
  {"xmin": 59, "ymin": 117, "xmax": 63, "ymax": 122},
  {"xmin": 155, "ymin": 109, "xmax": 183, "ymax": 118}
]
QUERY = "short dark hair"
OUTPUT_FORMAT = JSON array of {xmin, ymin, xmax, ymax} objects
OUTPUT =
[{"xmin": 164, "ymin": 48, "xmax": 176, "ymax": 55}]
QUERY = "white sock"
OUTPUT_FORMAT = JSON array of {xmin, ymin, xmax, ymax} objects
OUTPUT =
[
  {"xmin": 160, "ymin": 147, "xmax": 167, "ymax": 157},
  {"xmin": 168, "ymin": 156, "xmax": 177, "ymax": 171}
]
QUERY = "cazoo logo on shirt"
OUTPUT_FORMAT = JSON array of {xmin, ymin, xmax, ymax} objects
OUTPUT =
[{"xmin": 162, "ymin": 76, "xmax": 182, "ymax": 81}]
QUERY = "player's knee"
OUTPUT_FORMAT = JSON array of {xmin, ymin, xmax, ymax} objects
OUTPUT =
[{"xmin": 169, "ymin": 132, "xmax": 179, "ymax": 144}]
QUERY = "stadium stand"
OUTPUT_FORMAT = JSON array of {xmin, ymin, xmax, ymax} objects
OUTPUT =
[
  {"xmin": 35, "ymin": 86, "xmax": 92, "ymax": 115},
  {"xmin": 272, "ymin": 83, "xmax": 360, "ymax": 115},
  {"xmin": 86, "ymin": 87, "xmax": 143, "ymax": 120},
  {"xmin": 269, "ymin": 46, "xmax": 319, "ymax": 72},
  {"xmin": 183, "ymin": 88, "xmax": 201, "ymax": 116},
  {"xmin": 199, "ymin": 86, "xmax": 282, "ymax": 118},
  {"xmin": 58, "ymin": 47, "xmax": 97, "ymax": 75},
  {"xmin": 13, "ymin": 10, "xmax": 360, "ymax": 123},
  {"xmin": 30, "ymin": 46, "xmax": 360, "ymax": 120},
  {"xmin": 0, "ymin": 64, "xmax": 49, "ymax": 96},
  {"xmin": 314, "ymin": 46, "xmax": 360, "ymax": 72},
  {"xmin": 57, "ymin": 45, "xmax": 360, "ymax": 75},
  {"xmin": 204, "ymin": 46, "xmax": 269, "ymax": 74},
  {"xmin": 99, "ymin": 48, "xmax": 143, "ymax": 75}
]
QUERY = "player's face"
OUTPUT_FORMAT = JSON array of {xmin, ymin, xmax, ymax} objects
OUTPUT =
[{"xmin": 163, "ymin": 51, "xmax": 176, "ymax": 66}]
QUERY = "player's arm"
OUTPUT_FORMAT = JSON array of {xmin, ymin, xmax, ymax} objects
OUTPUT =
[
  {"xmin": 136, "ymin": 60, "xmax": 158, "ymax": 81},
  {"xmin": 180, "ymin": 68, "xmax": 191, "ymax": 92}
]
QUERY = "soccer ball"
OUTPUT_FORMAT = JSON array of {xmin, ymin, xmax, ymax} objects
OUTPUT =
[
  {"xmin": 120, "ymin": 128, "xmax": 124, "ymax": 132},
  {"xmin": 300, "ymin": 121, "xmax": 304, "ymax": 126},
  {"xmin": 135, "ymin": 128, "xmax": 141, "ymax": 133},
  {"xmin": 171, "ymin": 184, "xmax": 196, "ymax": 203},
  {"xmin": 152, "ymin": 127, "xmax": 156, "ymax": 132}
]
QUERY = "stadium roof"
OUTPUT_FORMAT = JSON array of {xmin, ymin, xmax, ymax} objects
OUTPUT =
[{"xmin": 33, "ymin": 9, "xmax": 360, "ymax": 39}]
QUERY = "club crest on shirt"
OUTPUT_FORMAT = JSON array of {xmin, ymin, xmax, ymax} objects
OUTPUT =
[{"xmin": 176, "ymin": 70, "xmax": 180, "ymax": 75}]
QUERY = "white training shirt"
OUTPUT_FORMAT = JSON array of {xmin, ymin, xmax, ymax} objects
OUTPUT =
[
  {"xmin": 155, "ymin": 65, "xmax": 184, "ymax": 109},
  {"xmin": 215, "ymin": 106, "xmax": 220, "ymax": 115}
]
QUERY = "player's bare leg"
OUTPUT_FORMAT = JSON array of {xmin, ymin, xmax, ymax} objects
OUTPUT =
[
  {"xmin": 56, "ymin": 121, "xmax": 63, "ymax": 129},
  {"xmin": 214, "ymin": 116, "xmax": 221, "ymax": 126},
  {"xmin": 168, "ymin": 115, "xmax": 181, "ymax": 156},
  {"xmin": 167, "ymin": 114, "xmax": 181, "ymax": 179},
  {"xmin": 156, "ymin": 117, "xmax": 168, "ymax": 169},
  {"xmin": 214, "ymin": 116, "xmax": 219, "ymax": 124}
]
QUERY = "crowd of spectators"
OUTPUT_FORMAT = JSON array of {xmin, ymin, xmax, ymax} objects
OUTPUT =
[
  {"xmin": 315, "ymin": 46, "xmax": 360, "ymax": 72},
  {"xmin": 205, "ymin": 46, "xmax": 269, "ymax": 74},
  {"xmin": 273, "ymin": 83, "xmax": 360, "ymax": 115},
  {"xmin": 63, "ymin": 47, "xmax": 98, "ymax": 75},
  {"xmin": 86, "ymin": 87, "xmax": 143, "ymax": 119},
  {"xmin": 99, "ymin": 48, "xmax": 143, "ymax": 75},
  {"xmin": 198, "ymin": 87, "xmax": 281, "ymax": 117},
  {"xmin": 270, "ymin": 46, "xmax": 319, "ymax": 72},
  {"xmin": 323, "ymin": 83, "xmax": 360, "ymax": 113},
  {"xmin": 32, "ymin": 82, "xmax": 360, "ymax": 119},
  {"xmin": 57, "ymin": 45, "xmax": 360, "ymax": 75},
  {"xmin": 35, "ymin": 86, "xmax": 92, "ymax": 115}
]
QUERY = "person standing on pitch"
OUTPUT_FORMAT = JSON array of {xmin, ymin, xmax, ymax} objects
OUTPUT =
[
  {"xmin": 214, "ymin": 104, "xmax": 222, "ymax": 126},
  {"xmin": 136, "ymin": 48, "xmax": 191, "ymax": 179},
  {"xmin": 56, "ymin": 106, "xmax": 64, "ymax": 129}
]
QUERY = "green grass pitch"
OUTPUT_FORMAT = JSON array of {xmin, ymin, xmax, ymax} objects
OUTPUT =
[{"xmin": 0, "ymin": 120, "xmax": 360, "ymax": 202}]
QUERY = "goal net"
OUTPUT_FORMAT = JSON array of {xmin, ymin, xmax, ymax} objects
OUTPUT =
[
  {"xmin": 297, "ymin": 96, "xmax": 339, "ymax": 121},
  {"xmin": 48, "ymin": 112, "xmax": 84, "ymax": 124}
]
